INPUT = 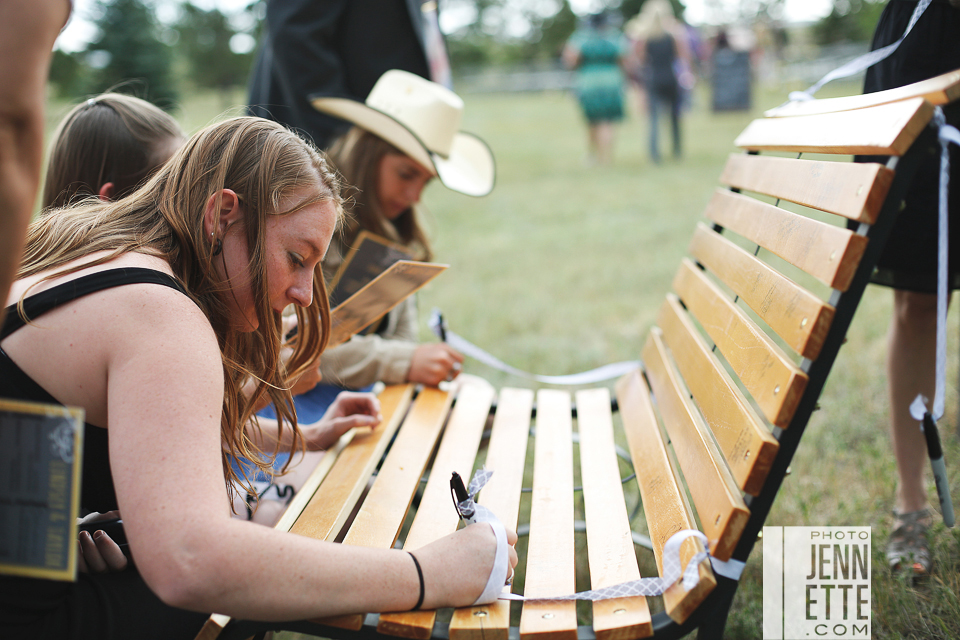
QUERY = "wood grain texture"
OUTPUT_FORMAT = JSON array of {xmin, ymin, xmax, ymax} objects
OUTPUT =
[
  {"xmin": 378, "ymin": 384, "xmax": 495, "ymax": 639},
  {"xmin": 735, "ymin": 97, "xmax": 933, "ymax": 156},
  {"xmin": 718, "ymin": 153, "xmax": 894, "ymax": 225},
  {"xmin": 450, "ymin": 387, "xmax": 534, "ymax": 640},
  {"xmin": 704, "ymin": 188, "xmax": 870, "ymax": 289},
  {"xmin": 688, "ymin": 223, "xmax": 834, "ymax": 361},
  {"xmin": 329, "ymin": 387, "xmax": 454, "ymax": 631},
  {"xmin": 657, "ymin": 295, "xmax": 779, "ymax": 496},
  {"xmin": 289, "ymin": 384, "xmax": 415, "ymax": 542},
  {"xmin": 614, "ymin": 369, "xmax": 716, "ymax": 625},
  {"xmin": 672, "ymin": 259, "xmax": 808, "ymax": 428},
  {"xmin": 200, "ymin": 386, "xmax": 417, "ymax": 639},
  {"xmin": 519, "ymin": 389, "xmax": 578, "ymax": 640},
  {"xmin": 642, "ymin": 329, "xmax": 749, "ymax": 561},
  {"xmin": 576, "ymin": 387, "xmax": 652, "ymax": 640},
  {"xmin": 764, "ymin": 68, "xmax": 960, "ymax": 117}
]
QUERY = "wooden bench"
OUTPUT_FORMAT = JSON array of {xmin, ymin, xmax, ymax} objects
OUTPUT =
[{"xmin": 199, "ymin": 69, "xmax": 960, "ymax": 640}]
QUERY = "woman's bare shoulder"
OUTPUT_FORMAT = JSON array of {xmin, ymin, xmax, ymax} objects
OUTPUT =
[{"xmin": 8, "ymin": 251, "xmax": 176, "ymax": 302}]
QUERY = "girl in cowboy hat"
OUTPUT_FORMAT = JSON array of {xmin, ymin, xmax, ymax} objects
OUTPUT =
[
  {"xmin": 1, "ymin": 116, "xmax": 516, "ymax": 638},
  {"xmin": 261, "ymin": 70, "xmax": 496, "ymax": 427}
]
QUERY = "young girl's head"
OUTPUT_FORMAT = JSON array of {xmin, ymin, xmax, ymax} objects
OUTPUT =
[
  {"xmin": 42, "ymin": 93, "xmax": 185, "ymax": 209},
  {"xmin": 312, "ymin": 70, "xmax": 496, "ymax": 259},
  {"xmin": 327, "ymin": 128, "xmax": 434, "ymax": 260},
  {"xmin": 23, "ymin": 116, "xmax": 343, "ymax": 492}
]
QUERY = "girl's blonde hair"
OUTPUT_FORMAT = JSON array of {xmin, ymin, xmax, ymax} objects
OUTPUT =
[
  {"xmin": 20, "ymin": 116, "xmax": 343, "ymax": 501},
  {"xmin": 327, "ymin": 127, "xmax": 433, "ymax": 261},
  {"xmin": 43, "ymin": 93, "xmax": 185, "ymax": 209}
]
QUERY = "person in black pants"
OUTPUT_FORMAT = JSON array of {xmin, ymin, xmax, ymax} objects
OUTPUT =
[{"xmin": 247, "ymin": 0, "xmax": 444, "ymax": 149}]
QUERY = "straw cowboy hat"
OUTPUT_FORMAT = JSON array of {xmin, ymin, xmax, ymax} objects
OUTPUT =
[{"xmin": 310, "ymin": 70, "xmax": 495, "ymax": 197}]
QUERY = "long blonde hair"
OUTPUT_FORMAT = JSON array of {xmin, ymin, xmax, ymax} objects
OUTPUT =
[
  {"xmin": 327, "ymin": 127, "xmax": 433, "ymax": 261},
  {"xmin": 20, "ymin": 117, "xmax": 343, "ymax": 499}
]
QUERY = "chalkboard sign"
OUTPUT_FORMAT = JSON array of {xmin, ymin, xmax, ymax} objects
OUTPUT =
[
  {"xmin": 0, "ymin": 399, "xmax": 84, "ymax": 581},
  {"xmin": 328, "ymin": 231, "xmax": 413, "ymax": 309},
  {"xmin": 711, "ymin": 49, "xmax": 752, "ymax": 112},
  {"xmin": 328, "ymin": 260, "xmax": 447, "ymax": 348}
]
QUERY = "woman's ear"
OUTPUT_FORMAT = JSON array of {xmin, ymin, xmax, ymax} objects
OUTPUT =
[
  {"xmin": 202, "ymin": 189, "xmax": 242, "ymax": 238},
  {"xmin": 97, "ymin": 182, "xmax": 115, "ymax": 201}
]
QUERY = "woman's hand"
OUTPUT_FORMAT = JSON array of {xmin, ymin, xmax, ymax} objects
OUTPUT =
[
  {"xmin": 298, "ymin": 391, "xmax": 382, "ymax": 450},
  {"xmin": 412, "ymin": 522, "xmax": 519, "ymax": 610},
  {"xmin": 77, "ymin": 511, "xmax": 129, "ymax": 573},
  {"xmin": 407, "ymin": 343, "xmax": 464, "ymax": 387}
]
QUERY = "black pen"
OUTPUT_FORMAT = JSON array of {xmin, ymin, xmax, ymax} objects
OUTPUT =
[
  {"xmin": 921, "ymin": 412, "xmax": 955, "ymax": 527},
  {"xmin": 450, "ymin": 471, "xmax": 474, "ymax": 522},
  {"xmin": 438, "ymin": 312, "xmax": 447, "ymax": 342}
]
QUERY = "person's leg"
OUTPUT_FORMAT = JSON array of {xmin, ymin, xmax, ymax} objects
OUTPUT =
[
  {"xmin": 647, "ymin": 88, "xmax": 661, "ymax": 163},
  {"xmin": 885, "ymin": 288, "xmax": 938, "ymax": 572},
  {"xmin": 594, "ymin": 121, "xmax": 615, "ymax": 165},
  {"xmin": 670, "ymin": 91, "xmax": 682, "ymax": 159},
  {"xmin": 586, "ymin": 122, "xmax": 600, "ymax": 165}
]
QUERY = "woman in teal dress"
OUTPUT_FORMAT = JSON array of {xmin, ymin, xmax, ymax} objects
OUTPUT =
[{"xmin": 562, "ymin": 12, "xmax": 627, "ymax": 165}]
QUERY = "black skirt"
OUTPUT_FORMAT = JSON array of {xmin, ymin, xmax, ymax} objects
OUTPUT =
[{"xmin": 858, "ymin": 1, "xmax": 960, "ymax": 293}]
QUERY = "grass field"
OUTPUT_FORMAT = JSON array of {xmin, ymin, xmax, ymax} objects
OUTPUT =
[{"xmin": 45, "ymin": 75, "xmax": 960, "ymax": 638}]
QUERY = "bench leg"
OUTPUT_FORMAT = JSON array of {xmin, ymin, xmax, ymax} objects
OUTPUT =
[{"xmin": 694, "ymin": 576, "xmax": 737, "ymax": 640}]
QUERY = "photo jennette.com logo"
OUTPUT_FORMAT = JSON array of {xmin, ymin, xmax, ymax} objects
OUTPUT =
[{"xmin": 763, "ymin": 526, "xmax": 871, "ymax": 640}]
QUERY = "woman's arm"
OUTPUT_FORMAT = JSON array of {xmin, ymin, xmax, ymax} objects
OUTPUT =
[
  {"xmin": 250, "ymin": 390, "xmax": 382, "ymax": 452},
  {"xmin": 105, "ymin": 287, "xmax": 512, "ymax": 619},
  {"xmin": 318, "ymin": 302, "xmax": 419, "ymax": 387},
  {"xmin": 0, "ymin": 0, "xmax": 70, "ymax": 319}
]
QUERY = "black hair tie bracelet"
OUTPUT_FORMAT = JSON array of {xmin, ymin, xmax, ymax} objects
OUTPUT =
[{"xmin": 408, "ymin": 552, "xmax": 425, "ymax": 611}]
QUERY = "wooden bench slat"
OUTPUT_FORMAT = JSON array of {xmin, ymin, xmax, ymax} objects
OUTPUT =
[
  {"xmin": 450, "ymin": 387, "xmax": 535, "ymax": 640},
  {"xmin": 327, "ymin": 388, "xmax": 455, "ymax": 632},
  {"xmin": 718, "ymin": 155, "xmax": 894, "ymax": 225},
  {"xmin": 657, "ymin": 295, "xmax": 779, "ymax": 496},
  {"xmin": 642, "ymin": 329, "xmax": 749, "ymax": 561},
  {"xmin": 689, "ymin": 223, "xmax": 834, "ymax": 361},
  {"xmin": 705, "ymin": 188, "xmax": 870, "ymax": 289},
  {"xmin": 519, "ymin": 389, "xmax": 577, "ymax": 640},
  {"xmin": 576, "ymin": 387, "xmax": 652, "ymax": 640},
  {"xmin": 735, "ymin": 97, "xmax": 934, "ymax": 155},
  {"xmin": 378, "ymin": 384, "xmax": 496, "ymax": 640},
  {"xmin": 614, "ymin": 369, "xmax": 716, "ymax": 625},
  {"xmin": 289, "ymin": 384, "xmax": 416, "ymax": 542},
  {"xmin": 764, "ymin": 68, "xmax": 960, "ymax": 118},
  {"xmin": 673, "ymin": 259, "xmax": 808, "ymax": 429}
]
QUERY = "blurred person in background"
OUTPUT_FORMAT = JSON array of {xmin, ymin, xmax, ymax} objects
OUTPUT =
[
  {"xmin": 562, "ymin": 11, "xmax": 628, "ymax": 166},
  {"xmin": 247, "ymin": 0, "xmax": 450, "ymax": 150},
  {"xmin": 625, "ymin": 0, "xmax": 691, "ymax": 163}
]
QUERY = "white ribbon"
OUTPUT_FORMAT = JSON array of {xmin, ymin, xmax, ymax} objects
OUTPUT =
[
  {"xmin": 456, "ymin": 470, "xmax": 739, "ymax": 604},
  {"xmin": 909, "ymin": 111, "xmax": 960, "ymax": 424},
  {"xmin": 788, "ymin": 0, "xmax": 932, "ymax": 102},
  {"xmin": 429, "ymin": 310, "xmax": 641, "ymax": 386}
]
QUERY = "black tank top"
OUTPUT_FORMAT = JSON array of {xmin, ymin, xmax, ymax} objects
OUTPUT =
[{"xmin": 0, "ymin": 267, "xmax": 188, "ymax": 513}]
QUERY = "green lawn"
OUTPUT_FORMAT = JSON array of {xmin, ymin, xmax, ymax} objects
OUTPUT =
[{"xmin": 45, "ymin": 75, "xmax": 960, "ymax": 638}]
